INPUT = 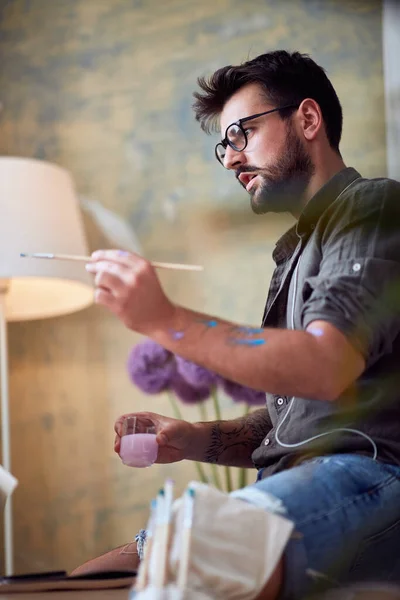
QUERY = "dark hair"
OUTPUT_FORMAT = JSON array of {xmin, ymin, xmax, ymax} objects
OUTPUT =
[{"xmin": 193, "ymin": 50, "xmax": 343, "ymax": 152}]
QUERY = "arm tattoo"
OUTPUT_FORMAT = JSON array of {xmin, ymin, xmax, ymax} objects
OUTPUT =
[{"xmin": 204, "ymin": 409, "xmax": 272, "ymax": 465}]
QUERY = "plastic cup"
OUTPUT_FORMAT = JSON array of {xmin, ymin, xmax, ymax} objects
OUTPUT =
[{"xmin": 119, "ymin": 416, "xmax": 158, "ymax": 468}]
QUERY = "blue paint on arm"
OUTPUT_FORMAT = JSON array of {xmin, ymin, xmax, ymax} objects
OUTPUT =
[
  {"xmin": 307, "ymin": 326, "xmax": 324, "ymax": 337},
  {"xmin": 228, "ymin": 325, "xmax": 265, "ymax": 346},
  {"xmin": 230, "ymin": 338, "xmax": 265, "ymax": 346},
  {"xmin": 171, "ymin": 330, "xmax": 185, "ymax": 340},
  {"xmin": 199, "ymin": 319, "xmax": 218, "ymax": 328},
  {"xmin": 235, "ymin": 326, "xmax": 264, "ymax": 335},
  {"xmin": 206, "ymin": 320, "xmax": 218, "ymax": 327}
]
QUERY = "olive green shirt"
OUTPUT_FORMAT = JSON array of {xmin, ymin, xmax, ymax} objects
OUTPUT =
[{"xmin": 252, "ymin": 168, "xmax": 400, "ymax": 475}]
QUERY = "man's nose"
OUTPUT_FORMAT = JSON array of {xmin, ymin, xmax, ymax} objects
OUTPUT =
[{"xmin": 223, "ymin": 145, "xmax": 245, "ymax": 170}]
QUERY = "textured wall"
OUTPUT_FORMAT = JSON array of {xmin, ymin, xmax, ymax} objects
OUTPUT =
[{"xmin": 0, "ymin": 0, "xmax": 384, "ymax": 573}]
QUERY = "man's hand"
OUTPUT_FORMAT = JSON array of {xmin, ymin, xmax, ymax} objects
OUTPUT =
[
  {"xmin": 86, "ymin": 250, "xmax": 176, "ymax": 333},
  {"xmin": 114, "ymin": 412, "xmax": 197, "ymax": 464}
]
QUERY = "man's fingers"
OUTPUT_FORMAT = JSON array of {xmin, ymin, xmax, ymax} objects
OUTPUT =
[
  {"xmin": 92, "ymin": 249, "xmax": 133, "ymax": 259},
  {"xmin": 156, "ymin": 432, "xmax": 168, "ymax": 446},
  {"xmin": 87, "ymin": 260, "xmax": 147, "ymax": 301},
  {"xmin": 93, "ymin": 269, "xmax": 127, "ymax": 297},
  {"xmin": 156, "ymin": 420, "xmax": 187, "ymax": 449},
  {"xmin": 114, "ymin": 412, "xmax": 162, "ymax": 435},
  {"xmin": 114, "ymin": 419, "xmax": 124, "ymax": 436},
  {"xmin": 91, "ymin": 249, "xmax": 143, "ymax": 267},
  {"xmin": 87, "ymin": 259, "xmax": 131, "ymax": 278},
  {"xmin": 113, "ymin": 413, "xmax": 182, "ymax": 452},
  {"xmin": 94, "ymin": 287, "xmax": 119, "ymax": 310}
]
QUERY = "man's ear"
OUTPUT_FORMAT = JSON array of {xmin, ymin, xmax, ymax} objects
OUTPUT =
[{"xmin": 297, "ymin": 98, "xmax": 323, "ymax": 142}]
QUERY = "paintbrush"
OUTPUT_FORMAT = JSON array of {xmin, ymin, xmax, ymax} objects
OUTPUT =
[
  {"xmin": 154, "ymin": 479, "xmax": 174, "ymax": 589},
  {"xmin": 20, "ymin": 252, "xmax": 203, "ymax": 272},
  {"xmin": 147, "ymin": 488, "xmax": 165, "ymax": 593},
  {"xmin": 135, "ymin": 499, "xmax": 157, "ymax": 592},
  {"xmin": 177, "ymin": 486, "xmax": 195, "ymax": 592}
]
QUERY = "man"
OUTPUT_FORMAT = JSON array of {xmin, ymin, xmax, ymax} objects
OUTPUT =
[{"xmin": 75, "ymin": 51, "xmax": 400, "ymax": 598}]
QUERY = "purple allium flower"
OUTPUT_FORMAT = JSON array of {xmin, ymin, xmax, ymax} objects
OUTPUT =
[
  {"xmin": 175, "ymin": 356, "xmax": 218, "ymax": 390},
  {"xmin": 170, "ymin": 373, "xmax": 210, "ymax": 404},
  {"xmin": 127, "ymin": 339, "xmax": 176, "ymax": 394},
  {"xmin": 221, "ymin": 379, "xmax": 266, "ymax": 406}
]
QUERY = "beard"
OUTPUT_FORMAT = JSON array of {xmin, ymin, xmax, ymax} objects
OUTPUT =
[{"xmin": 237, "ymin": 125, "xmax": 315, "ymax": 215}]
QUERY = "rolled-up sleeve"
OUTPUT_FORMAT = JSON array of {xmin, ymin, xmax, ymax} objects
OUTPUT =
[{"xmin": 301, "ymin": 180, "xmax": 400, "ymax": 368}]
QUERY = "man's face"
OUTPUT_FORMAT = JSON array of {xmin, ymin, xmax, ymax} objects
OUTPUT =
[{"xmin": 219, "ymin": 83, "xmax": 315, "ymax": 215}]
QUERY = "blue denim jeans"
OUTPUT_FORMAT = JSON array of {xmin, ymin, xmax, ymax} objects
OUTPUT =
[{"xmin": 232, "ymin": 454, "xmax": 400, "ymax": 599}]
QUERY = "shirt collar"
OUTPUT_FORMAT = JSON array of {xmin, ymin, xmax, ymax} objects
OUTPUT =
[
  {"xmin": 272, "ymin": 225, "xmax": 298, "ymax": 264},
  {"xmin": 296, "ymin": 167, "xmax": 362, "ymax": 237},
  {"xmin": 272, "ymin": 167, "xmax": 362, "ymax": 264}
]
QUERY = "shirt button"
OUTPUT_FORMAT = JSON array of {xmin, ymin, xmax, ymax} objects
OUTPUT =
[
  {"xmin": 277, "ymin": 397, "xmax": 285, "ymax": 406},
  {"xmin": 352, "ymin": 263, "xmax": 361, "ymax": 272},
  {"xmin": 264, "ymin": 438, "xmax": 270, "ymax": 446},
  {"xmin": 310, "ymin": 223, "xmax": 315, "ymax": 230}
]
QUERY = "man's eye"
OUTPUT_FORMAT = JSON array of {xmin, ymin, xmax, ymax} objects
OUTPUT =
[{"xmin": 244, "ymin": 127, "xmax": 253, "ymax": 136}]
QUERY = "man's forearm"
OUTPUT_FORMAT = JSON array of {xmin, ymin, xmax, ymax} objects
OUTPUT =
[
  {"xmin": 147, "ymin": 306, "xmax": 363, "ymax": 401},
  {"xmin": 187, "ymin": 408, "xmax": 272, "ymax": 468}
]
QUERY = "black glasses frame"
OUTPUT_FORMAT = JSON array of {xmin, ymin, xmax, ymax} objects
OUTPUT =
[{"xmin": 215, "ymin": 104, "xmax": 298, "ymax": 166}]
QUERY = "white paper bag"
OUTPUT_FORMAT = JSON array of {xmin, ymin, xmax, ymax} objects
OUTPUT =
[{"xmin": 168, "ymin": 482, "xmax": 294, "ymax": 600}]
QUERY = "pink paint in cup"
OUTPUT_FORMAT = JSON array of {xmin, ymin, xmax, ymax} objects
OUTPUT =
[{"xmin": 119, "ymin": 416, "xmax": 158, "ymax": 468}]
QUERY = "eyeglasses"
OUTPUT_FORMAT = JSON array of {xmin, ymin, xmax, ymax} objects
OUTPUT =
[{"xmin": 215, "ymin": 104, "xmax": 298, "ymax": 167}]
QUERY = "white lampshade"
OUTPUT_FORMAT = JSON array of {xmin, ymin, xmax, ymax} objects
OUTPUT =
[{"xmin": 0, "ymin": 157, "xmax": 93, "ymax": 321}]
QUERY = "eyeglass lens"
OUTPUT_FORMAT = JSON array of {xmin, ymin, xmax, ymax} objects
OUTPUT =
[
  {"xmin": 227, "ymin": 124, "xmax": 246, "ymax": 151},
  {"xmin": 216, "ymin": 124, "xmax": 246, "ymax": 163}
]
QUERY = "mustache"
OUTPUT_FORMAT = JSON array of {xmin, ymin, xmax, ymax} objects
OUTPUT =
[
  {"xmin": 235, "ymin": 166, "xmax": 260, "ymax": 179},
  {"xmin": 235, "ymin": 166, "xmax": 261, "ymax": 188}
]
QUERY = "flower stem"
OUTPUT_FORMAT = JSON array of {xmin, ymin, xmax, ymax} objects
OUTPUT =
[
  {"xmin": 211, "ymin": 387, "xmax": 233, "ymax": 493},
  {"xmin": 238, "ymin": 404, "xmax": 251, "ymax": 489},
  {"xmin": 166, "ymin": 391, "xmax": 208, "ymax": 484},
  {"xmin": 210, "ymin": 386, "xmax": 222, "ymax": 420},
  {"xmin": 194, "ymin": 459, "xmax": 209, "ymax": 485},
  {"xmin": 167, "ymin": 391, "xmax": 184, "ymax": 420},
  {"xmin": 199, "ymin": 401, "xmax": 222, "ymax": 490}
]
